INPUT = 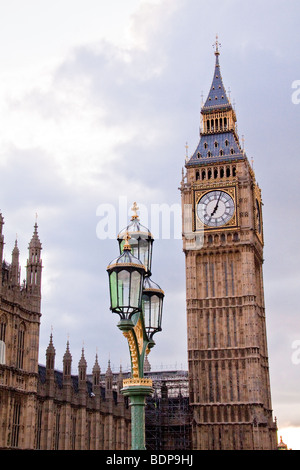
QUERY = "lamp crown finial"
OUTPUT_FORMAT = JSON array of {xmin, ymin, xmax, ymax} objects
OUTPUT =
[
  {"xmin": 131, "ymin": 202, "xmax": 139, "ymax": 220},
  {"xmin": 123, "ymin": 231, "xmax": 132, "ymax": 251}
]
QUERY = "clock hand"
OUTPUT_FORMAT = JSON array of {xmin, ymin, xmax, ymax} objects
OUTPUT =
[{"xmin": 210, "ymin": 191, "xmax": 222, "ymax": 216}]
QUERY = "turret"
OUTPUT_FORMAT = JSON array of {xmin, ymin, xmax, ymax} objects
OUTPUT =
[
  {"xmin": 92, "ymin": 353, "xmax": 101, "ymax": 393},
  {"xmin": 63, "ymin": 341, "xmax": 72, "ymax": 381},
  {"xmin": 62, "ymin": 340, "xmax": 73, "ymax": 400},
  {"xmin": 117, "ymin": 365, "xmax": 124, "ymax": 403},
  {"xmin": 78, "ymin": 348, "xmax": 87, "ymax": 391},
  {"xmin": 10, "ymin": 240, "xmax": 20, "ymax": 287},
  {"xmin": 144, "ymin": 355, "xmax": 151, "ymax": 373},
  {"xmin": 46, "ymin": 334, "xmax": 56, "ymax": 395},
  {"xmin": 26, "ymin": 222, "xmax": 42, "ymax": 311},
  {"xmin": 105, "ymin": 360, "xmax": 113, "ymax": 399}
]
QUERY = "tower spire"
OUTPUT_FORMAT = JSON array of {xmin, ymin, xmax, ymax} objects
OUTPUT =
[
  {"xmin": 186, "ymin": 38, "xmax": 243, "ymax": 167},
  {"xmin": 26, "ymin": 221, "xmax": 43, "ymax": 311},
  {"xmin": 46, "ymin": 332, "xmax": 56, "ymax": 372},
  {"xmin": 92, "ymin": 353, "xmax": 101, "ymax": 392},
  {"xmin": 203, "ymin": 36, "xmax": 230, "ymax": 111},
  {"xmin": 11, "ymin": 239, "xmax": 20, "ymax": 286}
]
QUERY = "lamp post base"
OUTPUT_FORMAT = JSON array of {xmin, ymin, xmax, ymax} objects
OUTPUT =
[{"xmin": 121, "ymin": 380, "xmax": 153, "ymax": 450}]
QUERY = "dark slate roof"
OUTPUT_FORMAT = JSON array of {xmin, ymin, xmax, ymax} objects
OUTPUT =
[
  {"xmin": 187, "ymin": 131, "xmax": 244, "ymax": 166},
  {"xmin": 38, "ymin": 364, "xmax": 116, "ymax": 402},
  {"xmin": 38, "ymin": 364, "xmax": 82, "ymax": 392},
  {"xmin": 203, "ymin": 54, "xmax": 231, "ymax": 112}
]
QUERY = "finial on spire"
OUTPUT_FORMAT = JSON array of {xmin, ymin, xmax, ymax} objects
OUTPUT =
[
  {"xmin": 213, "ymin": 34, "xmax": 221, "ymax": 56},
  {"xmin": 227, "ymin": 87, "xmax": 231, "ymax": 102},
  {"xmin": 34, "ymin": 213, "xmax": 39, "ymax": 232},
  {"xmin": 131, "ymin": 202, "xmax": 139, "ymax": 221}
]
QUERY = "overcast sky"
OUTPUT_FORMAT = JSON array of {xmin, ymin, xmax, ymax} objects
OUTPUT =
[{"xmin": 0, "ymin": 0, "xmax": 299, "ymax": 448}]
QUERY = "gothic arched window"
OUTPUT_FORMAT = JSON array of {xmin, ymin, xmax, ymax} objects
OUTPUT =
[
  {"xmin": 0, "ymin": 314, "xmax": 7, "ymax": 342},
  {"xmin": 16, "ymin": 323, "xmax": 25, "ymax": 369},
  {"xmin": 0, "ymin": 315, "xmax": 7, "ymax": 365}
]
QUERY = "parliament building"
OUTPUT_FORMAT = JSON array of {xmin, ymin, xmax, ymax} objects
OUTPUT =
[{"xmin": 0, "ymin": 219, "xmax": 132, "ymax": 450}]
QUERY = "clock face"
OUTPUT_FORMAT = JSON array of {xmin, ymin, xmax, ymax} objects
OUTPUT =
[{"xmin": 197, "ymin": 190, "xmax": 235, "ymax": 227}]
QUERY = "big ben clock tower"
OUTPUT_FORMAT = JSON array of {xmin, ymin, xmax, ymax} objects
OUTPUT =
[{"xmin": 180, "ymin": 39, "xmax": 277, "ymax": 450}]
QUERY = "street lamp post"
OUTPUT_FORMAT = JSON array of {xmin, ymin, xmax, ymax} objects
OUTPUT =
[{"xmin": 107, "ymin": 203, "xmax": 164, "ymax": 450}]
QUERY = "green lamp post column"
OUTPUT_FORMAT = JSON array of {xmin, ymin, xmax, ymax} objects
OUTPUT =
[{"xmin": 107, "ymin": 205, "xmax": 164, "ymax": 450}]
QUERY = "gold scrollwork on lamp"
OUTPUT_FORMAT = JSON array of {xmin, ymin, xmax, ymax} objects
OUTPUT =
[{"xmin": 123, "ymin": 330, "xmax": 139, "ymax": 379}]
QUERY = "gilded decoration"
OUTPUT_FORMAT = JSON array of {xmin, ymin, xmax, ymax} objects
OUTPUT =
[
  {"xmin": 123, "ymin": 330, "xmax": 139, "ymax": 378},
  {"xmin": 123, "ymin": 378, "xmax": 153, "ymax": 388},
  {"xmin": 134, "ymin": 317, "xmax": 144, "ymax": 355}
]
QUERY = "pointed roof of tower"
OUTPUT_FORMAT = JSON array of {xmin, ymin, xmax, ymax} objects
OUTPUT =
[
  {"xmin": 12, "ymin": 239, "xmax": 19, "ymax": 258},
  {"xmin": 12, "ymin": 239, "xmax": 20, "ymax": 255},
  {"xmin": 63, "ymin": 340, "xmax": 72, "ymax": 362},
  {"xmin": 46, "ymin": 333, "xmax": 56, "ymax": 356},
  {"xmin": 144, "ymin": 355, "xmax": 151, "ymax": 372},
  {"xmin": 106, "ymin": 359, "xmax": 113, "ymax": 376},
  {"xmin": 92, "ymin": 353, "xmax": 101, "ymax": 374},
  {"xmin": 29, "ymin": 222, "xmax": 42, "ymax": 250},
  {"xmin": 78, "ymin": 347, "xmax": 87, "ymax": 368},
  {"xmin": 202, "ymin": 36, "xmax": 231, "ymax": 112},
  {"xmin": 186, "ymin": 38, "xmax": 245, "ymax": 167}
]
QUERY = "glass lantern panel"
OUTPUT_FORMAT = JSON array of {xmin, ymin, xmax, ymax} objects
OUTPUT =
[
  {"xmin": 117, "ymin": 270, "xmax": 130, "ymax": 308},
  {"xmin": 139, "ymin": 240, "xmax": 149, "ymax": 271},
  {"xmin": 142, "ymin": 296, "xmax": 150, "ymax": 326},
  {"xmin": 150, "ymin": 295, "xmax": 160, "ymax": 329},
  {"xmin": 119, "ymin": 239, "xmax": 125, "ymax": 253},
  {"xmin": 129, "ymin": 238, "xmax": 139, "ymax": 257},
  {"xmin": 130, "ymin": 270, "xmax": 142, "ymax": 308},
  {"xmin": 109, "ymin": 271, "xmax": 118, "ymax": 309},
  {"xmin": 148, "ymin": 242, "xmax": 153, "ymax": 272}
]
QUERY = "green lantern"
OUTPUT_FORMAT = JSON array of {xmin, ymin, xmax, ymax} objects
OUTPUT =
[
  {"xmin": 107, "ymin": 233, "xmax": 146, "ymax": 321},
  {"xmin": 142, "ymin": 278, "xmax": 164, "ymax": 342}
]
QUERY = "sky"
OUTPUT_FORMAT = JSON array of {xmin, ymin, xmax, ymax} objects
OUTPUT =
[{"xmin": 0, "ymin": 0, "xmax": 299, "ymax": 449}]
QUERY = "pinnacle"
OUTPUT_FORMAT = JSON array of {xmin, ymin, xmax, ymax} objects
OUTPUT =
[{"xmin": 29, "ymin": 222, "xmax": 42, "ymax": 249}]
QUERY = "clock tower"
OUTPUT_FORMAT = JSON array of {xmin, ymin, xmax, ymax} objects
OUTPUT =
[{"xmin": 180, "ymin": 39, "xmax": 277, "ymax": 450}]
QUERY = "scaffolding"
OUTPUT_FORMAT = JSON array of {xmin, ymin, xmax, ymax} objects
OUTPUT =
[
  {"xmin": 145, "ymin": 370, "xmax": 192, "ymax": 451},
  {"xmin": 94, "ymin": 367, "xmax": 192, "ymax": 451}
]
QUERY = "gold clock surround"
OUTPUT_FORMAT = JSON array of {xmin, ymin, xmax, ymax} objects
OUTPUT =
[{"xmin": 193, "ymin": 185, "xmax": 238, "ymax": 232}]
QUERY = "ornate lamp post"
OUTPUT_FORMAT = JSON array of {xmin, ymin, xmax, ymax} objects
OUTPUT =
[{"xmin": 107, "ymin": 203, "xmax": 164, "ymax": 450}]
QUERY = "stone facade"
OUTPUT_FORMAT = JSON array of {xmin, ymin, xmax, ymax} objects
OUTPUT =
[
  {"xmin": 0, "ymin": 217, "xmax": 131, "ymax": 450},
  {"xmin": 180, "ymin": 43, "xmax": 278, "ymax": 450}
]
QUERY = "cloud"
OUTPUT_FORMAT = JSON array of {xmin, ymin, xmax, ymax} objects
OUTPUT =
[{"xmin": 0, "ymin": 0, "xmax": 299, "ymax": 435}]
